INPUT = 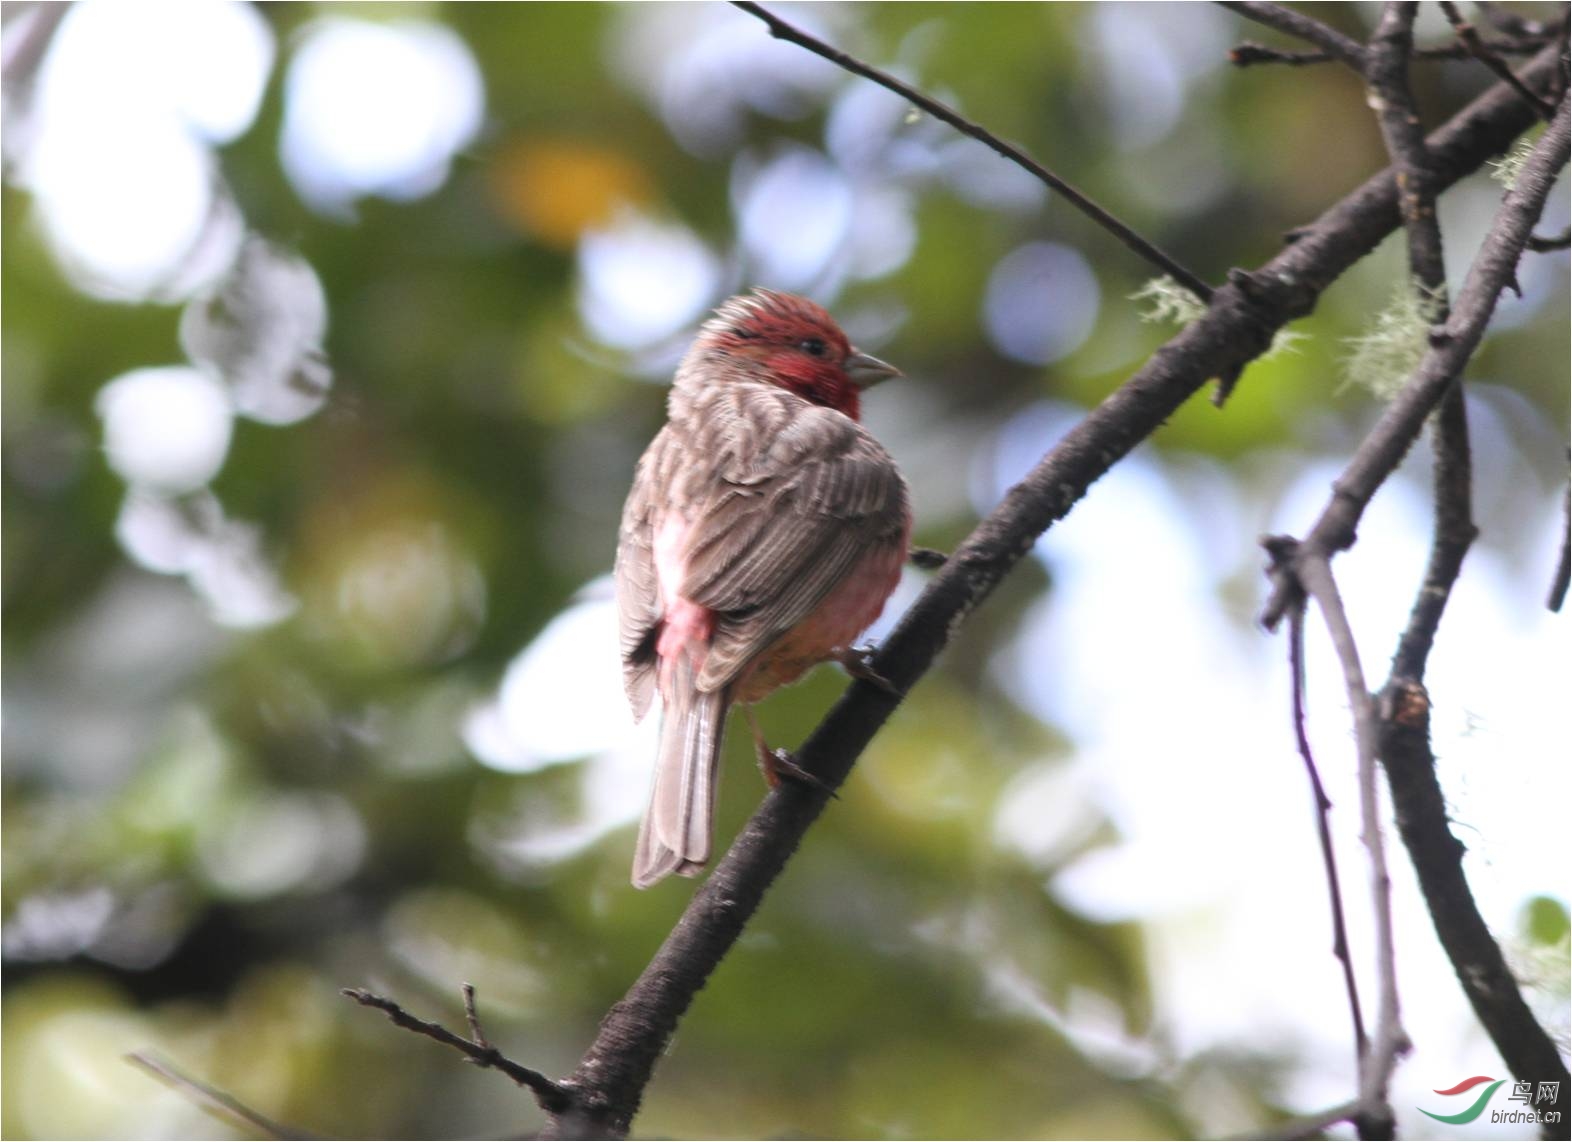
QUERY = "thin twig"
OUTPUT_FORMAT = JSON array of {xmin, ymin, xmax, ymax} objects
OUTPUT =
[
  {"xmin": 728, "ymin": 1, "xmax": 1214, "ymax": 302},
  {"xmin": 908, "ymin": 545, "xmax": 949, "ymax": 569},
  {"xmin": 461, "ymin": 981, "xmax": 490, "ymax": 1048},
  {"xmin": 1217, "ymin": 0, "xmax": 1369, "ymax": 69},
  {"xmin": 1291, "ymin": 552, "xmax": 1407, "ymax": 1131},
  {"xmin": 1549, "ymin": 482, "xmax": 1571, "ymax": 611},
  {"xmin": 1527, "ymin": 225, "xmax": 1571, "ymax": 251},
  {"xmin": 1229, "ymin": 36, "xmax": 1550, "ymax": 68},
  {"xmin": 341, "ymin": 987, "xmax": 574, "ymax": 1113},
  {"xmin": 1285, "ymin": 593, "xmax": 1368, "ymax": 1064},
  {"xmin": 126, "ymin": 1051, "xmax": 314, "ymax": 1141},
  {"xmin": 1475, "ymin": 0, "xmax": 1563, "ymax": 40},
  {"xmin": 1440, "ymin": 0, "xmax": 1559, "ymax": 120}
]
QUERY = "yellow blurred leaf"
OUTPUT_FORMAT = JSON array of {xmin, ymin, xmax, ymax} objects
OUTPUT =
[{"xmin": 489, "ymin": 137, "xmax": 651, "ymax": 249}]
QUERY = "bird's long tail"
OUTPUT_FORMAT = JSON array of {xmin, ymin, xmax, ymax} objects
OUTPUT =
[{"xmin": 633, "ymin": 653, "xmax": 727, "ymax": 888}]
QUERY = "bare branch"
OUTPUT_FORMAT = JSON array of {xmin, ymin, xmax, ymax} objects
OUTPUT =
[
  {"xmin": 126, "ymin": 1051, "xmax": 314, "ymax": 1141},
  {"xmin": 1527, "ymin": 224, "xmax": 1572, "ymax": 251},
  {"xmin": 1286, "ymin": 598, "xmax": 1368, "ymax": 1055},
  {"xmin": 1256, "ymin": 67, "xmax": 1570, "ymax": 1126},
  {"xmin": 1365, "ymin": 2, "xmax": 1480, "ymax": 688},
  {"xmin": 1229, "ymin": 36, "xmax": 1552, "ymax": 68},
  {"xmin": 341, "ymin": 987, "xmax": 574, "ymax": 1114},
  {"xmin": 1550, "ymin": 483, "xmax": 1571, "ymax": 611},
  {"xmin": 1475, "ymin": 0, "xmax": 1566, "ymax": 41},
  {"xmin": 1260, "ymin": 98, "xmax": 1570, "ymax": 629},
  {"xmin": 1284, "ymin": 597, "xmax": 1368, "ymax": 1063},
  {"xmin": 1217, "ymin": 0, "xmax": 1369, "ymax": 69},
  {"xmin": 1286, "ymin": 549, "xmax": 1407, "ymax": 1134},
  {"xmin": 728, "ymin": 1, "xmax": 1215, "ymax": 302},
  {"xmin": 1440, "ymin": 0, "xmax": 1559, "ymax": 120},
  {"xmin": 1377, "ymin": 678, "xmax": 1571, "ymax": 1124}
]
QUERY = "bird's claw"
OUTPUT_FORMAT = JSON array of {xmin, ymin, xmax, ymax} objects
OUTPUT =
[
  {"xmin": 835, "ymin": 644, "xmax": 901, "ymax": 696},
  {"xmin": 759, "ymin": 748, "xmax": 838, "ymax": 799}
]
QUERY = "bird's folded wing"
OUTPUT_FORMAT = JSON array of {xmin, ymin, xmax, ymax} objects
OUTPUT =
[{"xmin": 681, "ymin": 402, "xmax": 908, "ymax": 692}]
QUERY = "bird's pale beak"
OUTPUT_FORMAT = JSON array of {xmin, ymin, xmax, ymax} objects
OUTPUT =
[{"xmin": 845, "ymin": 350, "xmax": 901, "ymax": 389}]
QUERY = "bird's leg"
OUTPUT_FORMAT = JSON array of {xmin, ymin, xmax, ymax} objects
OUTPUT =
[
  {"xmin": 742, "ymin": 706, "xmax": 836, "ymax": 797},
  {"xmin": 833, "ymin": 644, "xmax": 901, "ymax": 696}
]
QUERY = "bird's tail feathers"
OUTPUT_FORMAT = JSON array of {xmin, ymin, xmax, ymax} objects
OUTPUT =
[{"xmin": 633, "ymin": 655, "xmax": 726, "ymax": 888}]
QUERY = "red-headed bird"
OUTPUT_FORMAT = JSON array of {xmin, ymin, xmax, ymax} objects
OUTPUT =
[{"xmin": 616, "ymin": 290, "xmax": 911, "ymax": 887}]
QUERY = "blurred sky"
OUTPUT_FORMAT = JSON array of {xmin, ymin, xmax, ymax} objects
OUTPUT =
[{"xmin": 3, "ymin": 2, "xmax": 1568, "ymax": 1139}]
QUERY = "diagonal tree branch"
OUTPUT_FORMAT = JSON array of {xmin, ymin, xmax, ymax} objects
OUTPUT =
[
  {"xmin": 729, "ymin": 0, "xmax": 1215, "ymax": 301},
  {"xmin": 1439, "ymin": 0, "xmax": 1559, "ymax": 120},
  {"xmin": 530, "ymin": 45, "xmax": 1567, "ymax": 1140}
]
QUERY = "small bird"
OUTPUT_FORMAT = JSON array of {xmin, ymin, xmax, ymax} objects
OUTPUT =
[{"xmin": 615, "ymin": 289, "xmax": 911, "ymax": 888}]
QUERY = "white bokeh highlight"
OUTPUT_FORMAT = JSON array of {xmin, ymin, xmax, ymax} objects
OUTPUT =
[
  {"xmin": 97, "ymin": 367, "xmax": 233, "ymax": 493},
  {"xmin": 281, "ymin": 17, "xmax": 484, "ymax": 216},
  {"xmin": 15, "ymin": 0, "xmax": 271, "ymax": 299},
  {"xmin": 577, "ymin": 214, "xmax": 723, "ymax": 350}
]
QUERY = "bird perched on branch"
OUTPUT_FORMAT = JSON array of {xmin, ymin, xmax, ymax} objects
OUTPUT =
[{"xmin": 615, "ymin": 289, "xmax": 911, "ymax": 888}]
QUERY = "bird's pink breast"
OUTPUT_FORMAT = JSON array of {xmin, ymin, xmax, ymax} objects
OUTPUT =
[{"xmin": 733, "ymin": 523, "xmax": 909, "ymax": 704}]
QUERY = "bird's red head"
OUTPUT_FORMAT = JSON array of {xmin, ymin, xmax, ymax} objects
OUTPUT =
[{"xmin": 690, "ymin": 290, "xmax": 899, "ymax": 421}]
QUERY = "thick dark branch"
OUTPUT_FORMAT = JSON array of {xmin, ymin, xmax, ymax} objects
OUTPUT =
[
  {"xmin": 1377, "ymin": 682, "xmax": 1572, "ymax": 1124},
  {"xmin": 1260, "ymin": 97, "xmax": 1570, "ymax": 629},
  {"xmin": 1217, "ymin": 0, "xmax": 1369, "ymax": 69},
  {"xmin": 728, "ymin": 1, "xmax": 1214, "ymax": 301},
  {"xmin": 542, "ymin": 47, "xmax": 1566, "ymax": 1140},
  {"xmin": 1440, "ymin": 0, "xmax": 1559, "ymax": 120},
  {"xmin": 341, "ymin": 987, "xmax": 574, "ymax": 1114}
]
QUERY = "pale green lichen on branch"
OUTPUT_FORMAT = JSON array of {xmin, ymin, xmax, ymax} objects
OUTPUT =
[
  {"xmin": 1488, "ymin": 132, "xmax": 1539, "ymax": 188},
  {"xmin": 1130, "ymin": 274, "xmax": 1308, "ymax": 359},
  {"xmin": 1340, "ymin": 277, "xmax": 1448, "ymax": 400}
]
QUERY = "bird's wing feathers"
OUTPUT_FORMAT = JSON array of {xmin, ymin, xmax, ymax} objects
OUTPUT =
[
  {"xmin": 615, "ymin": 438, "xmax": 664, "ymax": 720},
  {"xmin": 681, "ymin": 392, "xmax": 908, "ymax": 691}
]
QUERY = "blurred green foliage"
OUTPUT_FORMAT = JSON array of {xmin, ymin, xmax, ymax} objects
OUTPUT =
[{"xmin": 3, "ymin": 3, "xmax": 1567, "ymax": 1140}]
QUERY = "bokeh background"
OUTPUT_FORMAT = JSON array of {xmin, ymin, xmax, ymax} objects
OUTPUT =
[{"xmin": 2, "ymin": 2, "xmax": 1567, "ymax": 1138}]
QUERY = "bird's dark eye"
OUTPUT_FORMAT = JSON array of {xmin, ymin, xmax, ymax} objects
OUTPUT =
[{"xmin": 799, "ymin": 337, "xmax": 828, "ymax": 358}]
